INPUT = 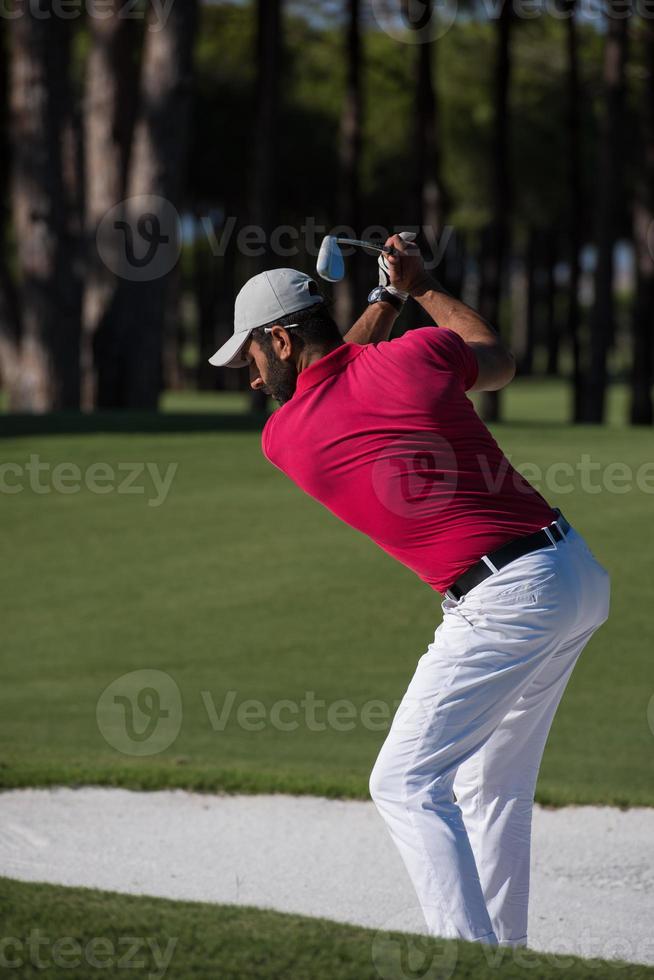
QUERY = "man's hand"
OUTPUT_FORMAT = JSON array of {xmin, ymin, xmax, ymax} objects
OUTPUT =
[
  {"xmin": 378, "ymin": 231, "xmax": 418, "ymax": 301},
  {"xmin": 383, "ymin": 233, "xmax": 434, "ymax": 297}
]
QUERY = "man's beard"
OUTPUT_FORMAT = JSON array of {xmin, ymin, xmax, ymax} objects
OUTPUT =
[{"xmin": 263, "ymin": 351, "xmax": 298, "ymax": 405}]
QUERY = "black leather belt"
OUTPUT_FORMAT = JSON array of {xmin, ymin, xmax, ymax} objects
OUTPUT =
[{"xmin": 445, "ymin": 510, "xmax": 571, "ymax": 601}]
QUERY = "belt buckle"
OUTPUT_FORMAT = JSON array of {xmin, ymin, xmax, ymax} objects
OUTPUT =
[
  {"xmin": 544, "ymin": 519, "xmax": 567, "ymax": 544},
  {"xmin": 552, "ymin": 508, "xmax": 568, "ymax": 538},
  {"xmin": 544, "ymin": 525, "xmax": 562, "ymax": 546}
]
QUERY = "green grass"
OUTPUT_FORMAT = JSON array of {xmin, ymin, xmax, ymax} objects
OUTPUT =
[
  {"xmin": 161, "ymin": 389, "xmax": 251, "ymax": 414},
  {"xmin": 0, "ymin": 382, "xmax": 653, "ymax": 805},
  {"xmin": 159, "ymin": 376, "xmax": 631, "ymax": 426},
  {"xmin": 1, "ymin": 878, "xmax": 652, "ymax": 979}
]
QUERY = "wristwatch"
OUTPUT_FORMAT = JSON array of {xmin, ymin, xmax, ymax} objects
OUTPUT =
[{"xmin": 367, "ymin": 286, "xmax": 404, "ymax": 313}]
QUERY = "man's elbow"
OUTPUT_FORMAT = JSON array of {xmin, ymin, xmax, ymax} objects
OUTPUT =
[
  {"xmin": 470, "ymin": 344, "xmax": 516, "ymax": 391},
  {"xmin": 490, "ymin": 348, "xmax": 516, "ymax": 390}
]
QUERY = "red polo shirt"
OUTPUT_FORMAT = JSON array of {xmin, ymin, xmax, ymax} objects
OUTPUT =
[{"xmin": 262, "ymin": 327, "xmax": 554, "ymax": 594}]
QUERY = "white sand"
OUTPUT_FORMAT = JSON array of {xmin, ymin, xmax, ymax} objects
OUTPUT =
[{"xmin": 0, "ymin": 788, "xmax": 652, "ymax": 965}]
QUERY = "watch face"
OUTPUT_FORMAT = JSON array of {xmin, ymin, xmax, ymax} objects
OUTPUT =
[{"xmin": 368, "ymin": 286, "xmax": 403, "ymax": 311}]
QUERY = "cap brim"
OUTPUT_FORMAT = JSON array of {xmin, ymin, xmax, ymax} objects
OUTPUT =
[{"xmin": 208, "ymin": 331, "xmax": 251, "ymax": 368}]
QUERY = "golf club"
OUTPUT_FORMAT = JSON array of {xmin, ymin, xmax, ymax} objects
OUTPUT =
[{"xmin": 316, "ymin": 235, "xmax": 398, "ymax": 282}]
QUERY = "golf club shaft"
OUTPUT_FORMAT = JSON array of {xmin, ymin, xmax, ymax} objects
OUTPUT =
[{"xmin": 335, "ymin": 238, "xmax": 397, "ymax": 256}]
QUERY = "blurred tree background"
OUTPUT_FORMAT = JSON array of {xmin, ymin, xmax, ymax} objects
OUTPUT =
[{"xmin": 0, "ymin": 0, "xmax": 651, "ymax": 423}]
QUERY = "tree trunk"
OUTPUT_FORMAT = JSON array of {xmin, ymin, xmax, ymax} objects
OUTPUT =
[
  {"xmin": 249, "ymin": 0, "xmax": 282, "ymax": 413},
  {"xmin": 582, "ymin": 0, "xmax": 629, "ymax": 422},
  {"xmin": 414, "ymin": 0, "xmax": 445, "ymax": 250},
  {"xmin": 400, "ymin": 0, "xmax": 444, "ymax": 234},
  {"xmin": 400, "ymin": 0, "xmax": 446, "ymax": 330},
  {"xmin": 95, "ymin": 0, "xmax": 198, "ymax": 410},
  {"xmin": 0, "ymin": 13, "xmax": 22, "ymax": 393},
  {"xmin": 563, "ymin": 0, "xmax": 584, "ymax": 421},
  {"xmin": 334, "ymin": 0, "xmax": 362, "ymax": 333},
  {"xmin": 515, "ymin": 228, "xmax": 537, "ymax": 376},
  {"xmin": 162, "ymin": 263, "xmax": 184, "ymax": 391},
  {"xmin": 251, "ymin": 0, "xmax": 281, "ymax": 256},
  {"xmin": 7, "ymin": 2, "xmax": 81, "ymax": 411},
  {"xmin": 445, "ymin": 230, "xmax": 466, "ymax": 300},
  {"xmin": 544, "ymin": 230, "xmax": 559, "ymax": 375},
  {"xmin": 81, "ymin": 1, "xmax": 140, "ymax": 409},
  {"xmin": 478, "ymin": 0, "xmax": 513, "ymax": 421},
  {"xmin": 630, "ymin": 18, "xmax": 654, "ymax": 425},
  {"xmin": 195, "ymin": 213, "xmax": 220, "ymax": 392},
  {"xmin": 216, "ymin": 235, "xmax": 241, "ymax": 393}
]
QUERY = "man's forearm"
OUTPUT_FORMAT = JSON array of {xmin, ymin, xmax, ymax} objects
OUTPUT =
[
  {"xmin": 411, "ymin": 276, "xmax": 515, "ymax": 390},
  {"xmin": 411, "ymin": 276, "xmax": 499, "ymax": 347},
  {"xmin": 342, "ymin": 301, "xmax": 400, "ymax": 345}
]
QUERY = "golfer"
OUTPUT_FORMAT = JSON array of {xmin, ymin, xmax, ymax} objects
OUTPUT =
[{"xmin": 210, "ymin": 234, "xmax": 610, "ymax": 948}]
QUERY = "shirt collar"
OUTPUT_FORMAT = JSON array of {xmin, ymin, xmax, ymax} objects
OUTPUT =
[{"xmin": 295, "ymin": 343, "xmax": 364, "ymax": 396}]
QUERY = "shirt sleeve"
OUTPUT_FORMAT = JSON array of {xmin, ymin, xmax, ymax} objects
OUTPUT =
[{"xmin": 394, "ymin": 326, "xmax": 479, "ymax": 390}]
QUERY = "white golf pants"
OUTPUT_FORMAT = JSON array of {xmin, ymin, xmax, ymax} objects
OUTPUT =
[{"xmin": 369, "ymin": 526, "xmax": 610, "ymax": 947}]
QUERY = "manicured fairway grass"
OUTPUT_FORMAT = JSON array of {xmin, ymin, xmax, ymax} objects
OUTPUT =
[
  {"xmin": 1, "ymin": 878, "xmax": 652, "ymax": 979},
  {"xmin": 159, "ymin": 375, "xmax": 635, "ymax": 428},
  {"xmin": 1, "ymin": 386, "xmax": 653, "ymax": 805}
]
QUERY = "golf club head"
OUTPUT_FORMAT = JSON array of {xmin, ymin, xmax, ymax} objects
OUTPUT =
[{"xmin": 316, "ymin": 235, "xmax": 345, "ymax": 282}]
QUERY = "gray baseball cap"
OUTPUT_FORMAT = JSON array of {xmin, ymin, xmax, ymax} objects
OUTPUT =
[{"xmin": 208, "ymin": 268, "xmax": 324, "ymax": 368}]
